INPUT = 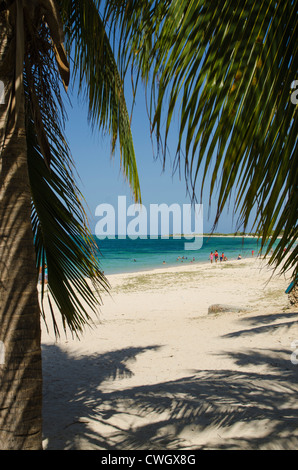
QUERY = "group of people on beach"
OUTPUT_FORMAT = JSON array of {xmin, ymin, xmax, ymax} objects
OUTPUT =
[
  {"xmin": 209, "ymin": 249, "xmax": 255, "ymax": 264},
  {"xmin": 172, "ymin": 249, "xmax": 249, "ymax": 265},
  {"xmin": 209, "ymin": 250, "xmax": 228, "ymax": 264},
  {"xmin": 175, "ymin": 256, "xmax": 196, "ymax": 263}
]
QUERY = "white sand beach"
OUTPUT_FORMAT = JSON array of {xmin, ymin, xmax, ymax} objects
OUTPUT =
[{"xmin": 41, "ymin": 256, "xmax": 298, "ymax": 450}]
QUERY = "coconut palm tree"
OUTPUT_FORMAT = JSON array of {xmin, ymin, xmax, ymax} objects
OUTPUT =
[
  {"xmin": 0, "ymin": 0, "xmax": 140, "ymax": 449},
  {"xmin": 0, "ymin": 0, "xmax": 297, "ymax": 450}
]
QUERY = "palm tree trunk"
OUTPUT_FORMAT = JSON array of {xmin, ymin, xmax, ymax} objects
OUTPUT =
[{"xmin": 0, "ymin": 10, "xmax": 42, "ymax": 450}]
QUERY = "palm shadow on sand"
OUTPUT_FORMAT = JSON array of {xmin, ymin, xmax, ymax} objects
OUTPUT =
[{"xmin": 42, "ymin": 311, "xmax": 298, "ymax": 450}]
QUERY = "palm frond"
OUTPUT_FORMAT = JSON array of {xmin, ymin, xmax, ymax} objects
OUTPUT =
[
  {"xmin": 110, "ymin": 0, "xmax": 297, "ymax": 282},
  {"xmin": 24, "ymin": 21, "xmax": 109, "ymax": 337},
  {"xmin": 28, "ymin": 125, "xmax": 109, "ymax": 337},
  {"xmin": 59, "ymin": 0, "xmax": 141, "ymax": 203}
]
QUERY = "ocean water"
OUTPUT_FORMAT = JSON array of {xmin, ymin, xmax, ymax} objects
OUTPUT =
[{"xmin": 94, "ymin": 236, "xmax": 268, "ymax": 275}]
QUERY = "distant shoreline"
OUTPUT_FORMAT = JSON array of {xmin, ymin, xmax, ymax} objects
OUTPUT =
[
  {"xmin": 94, "ymin": 234, "xmax": 282, "ymax": 239},
  {"xmin": 105, "ymin": 255, "xmax": 258, "ymax": 279},
  {"xmin": 171, "ymin": 234, "xmax": 282, "ymax": 239},
  {"xmin": 92, "ymin": 234, "xmax": 283, "ymax": 276}
]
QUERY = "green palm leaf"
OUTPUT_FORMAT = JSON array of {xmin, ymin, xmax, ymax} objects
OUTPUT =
[
  {"xmin": 59, "ymin": 0, "xmax": 141, "ymax": 202},
  {"xmin": 109, "ymin": 0, "xmax": 297, "ymax": 282},
  {"xmin": 28, "ymin": 124, "xmax": 109, "ymax": 337},
  {"xmin": 18, "ymin": 0, "xmax": 143, "ymax": 336},
  {"xmin": 23, "ymin": 25, "xmax": 109, "ymax": 336}
]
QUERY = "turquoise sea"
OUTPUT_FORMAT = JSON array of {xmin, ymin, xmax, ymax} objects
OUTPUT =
[{"xmin": 94, "ymin": 236, "xmax": 271, "ymax": 275}]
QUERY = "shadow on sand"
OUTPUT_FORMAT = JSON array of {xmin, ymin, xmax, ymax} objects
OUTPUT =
[{"xmin": 42, "ymin": 311, "xmax": 298, "ymax": 450}]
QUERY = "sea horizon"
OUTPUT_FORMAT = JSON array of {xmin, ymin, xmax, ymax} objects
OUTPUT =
[{"xmin": 94, "ymin": 234, "xmax": 271, "ymax": 275}]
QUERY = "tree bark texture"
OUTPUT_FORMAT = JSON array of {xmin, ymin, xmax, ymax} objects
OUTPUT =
[{"xmin": 0, "ymin": 8, "xmax": 43, "ymax": 450}]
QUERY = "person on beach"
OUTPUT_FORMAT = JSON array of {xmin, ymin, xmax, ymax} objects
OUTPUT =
[
  {"xmin": 38, "ymin": 265, "xmax": 48, "ymax": 284},
  {"xmin": 214, "ymin": 250, "xmax": 219, "ymax": 262},
  {"xmin": 252, "ymin": 250, "xmax": 254, "ymax": 257},
  {"xmin": 237, "ymin": 254, "xmax": 242, "ymax": 260},
  {"xmin": 210, "ymin": 252, "xmax": 213, "ymax": 264},
  {"xmin": 220, "ymin": 252, "xmax": 224, "ymax": 262}
]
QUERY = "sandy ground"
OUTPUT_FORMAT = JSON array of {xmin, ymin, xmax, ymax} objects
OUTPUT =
[{"xmin": 41, "ymin": 256, "xmax": 298, "ymax": 450}]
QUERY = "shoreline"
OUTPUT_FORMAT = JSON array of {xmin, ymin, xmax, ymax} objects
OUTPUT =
[
  {"xmin": 101, "ymin": 252, "xmax": 271, "ymax": 278},
  {"xmin": 95, "ymin": 234, "xmax": 283, "ymax": 239},
  {"xmin": 104, "ymin": 254, "xmax": 261, "ymax": 279},
  {"xmin": 94, "ymin": 234, "xmax": 290, "ymax": 276}
]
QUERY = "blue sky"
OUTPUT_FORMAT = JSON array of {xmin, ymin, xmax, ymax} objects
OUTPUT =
[{"xmin": 64, "ymin": 80, "xmax": 254, "ymax": 236}]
